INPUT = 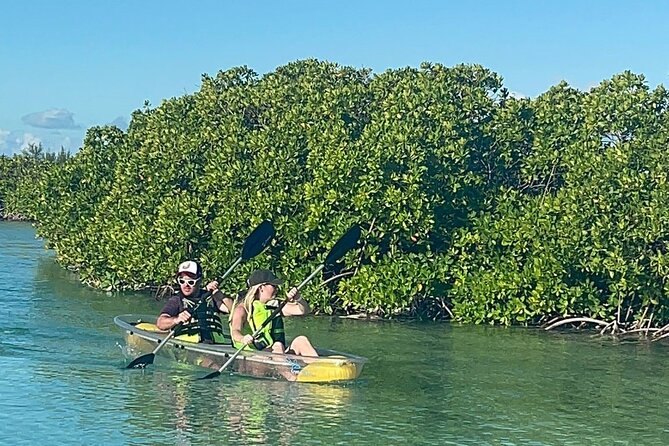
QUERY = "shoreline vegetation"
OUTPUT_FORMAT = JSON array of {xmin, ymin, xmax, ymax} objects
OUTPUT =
[
  {"xmin": 0, "ymin": 213, "xmax": 29, "ymax": 221},
  {"xmin": 1, "ymin": 143, "xmax": 70, "ymax": 222},
  {"xmin": 2, "ymin": 59, "xmax": 669, "ymax": 331}
]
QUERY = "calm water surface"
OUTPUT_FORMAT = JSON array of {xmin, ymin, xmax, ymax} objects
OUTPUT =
[{"xmin": 1, "ymin": 222, "xmax": 668, "ymax": 445}]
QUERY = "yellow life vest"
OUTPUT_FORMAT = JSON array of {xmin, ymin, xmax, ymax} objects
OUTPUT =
[{"xmin": 231, "ymin": 300, "xmax": 285, "ymax": 350}]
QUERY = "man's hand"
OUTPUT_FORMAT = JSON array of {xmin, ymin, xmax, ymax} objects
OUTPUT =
[
  {"xmin": 174, "ymin": 310, "xmax": 192, "ymax": 326},
  {"xmin": 205, "ymin": 280, "xmax": 219, "ymax": 292}
]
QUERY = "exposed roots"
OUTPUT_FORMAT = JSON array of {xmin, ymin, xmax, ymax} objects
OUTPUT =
[
  {"xmin": 545, "ymin": 305, "xmax": 669, "ymax": 343},
  {"xmin": 337, "ymin": 312, "xmax": 384, "ymax": 321},
  {"xmin": 544, "ymin": 317, "xmax": 609, "ymax": 331},
  {"xmin": 0, "ymin": 212, "xmax": 29, "ymax": 221},
  {"xmin": 154, "ymin": 284, "xmax": 175, "ymax": 301},
  {"xmin": 408, "ymin": 295, "xmax": 454, "ymax": 321}
]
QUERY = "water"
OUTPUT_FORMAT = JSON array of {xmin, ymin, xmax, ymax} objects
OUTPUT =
[{"xmin": 1, "ymin": 221, "xmax": 668, "ymax": 445}]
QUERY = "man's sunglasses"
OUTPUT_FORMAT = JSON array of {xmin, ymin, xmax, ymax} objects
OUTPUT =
[{"xmin": 177, "ymin": 277, "xmax": 199, "ymax": 286}]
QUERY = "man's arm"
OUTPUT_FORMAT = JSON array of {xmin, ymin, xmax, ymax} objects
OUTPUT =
[{"xmin": 156, "ymin": 297, "xmax": 190, "ymax": 330}]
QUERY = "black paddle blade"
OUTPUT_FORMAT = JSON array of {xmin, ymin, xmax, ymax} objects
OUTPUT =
[
  {"xmin": 241, "ymin": 220, "xmax": 275, "ymax": 260},
  {"xmin": 126, "ymin": 353, "xmax": 155, "ymax": 369},
  {"xmin": 198, "ymin": 370, "xmax": 221, "ymax": 380},
  {"xmin": 325, "ymin": 224, "xmax": 361, "ymax": 266}
]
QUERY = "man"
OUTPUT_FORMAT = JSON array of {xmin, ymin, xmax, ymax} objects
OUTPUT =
[{"xmin": 156, "ymin": 260, "xmax": 233, "ymax": 344}]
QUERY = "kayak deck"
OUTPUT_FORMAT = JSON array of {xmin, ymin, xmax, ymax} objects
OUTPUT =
[{"xmin": 115, "ymin": 314, "xmax": 366, "ymax": 383}]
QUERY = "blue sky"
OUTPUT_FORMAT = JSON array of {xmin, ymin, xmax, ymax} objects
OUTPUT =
[{"xmin": 1, "ymin": 0, "xmax": 667, "ymax": 156}]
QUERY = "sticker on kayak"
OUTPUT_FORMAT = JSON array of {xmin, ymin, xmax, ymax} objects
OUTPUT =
[{"xmin": 286, "ymin": 358, "xmax": 302, "ymax": 374}]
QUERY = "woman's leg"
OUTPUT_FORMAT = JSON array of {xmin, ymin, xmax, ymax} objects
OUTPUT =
[{"xmin": 289, "ymin": 335, "xmax": 319, "ymax": 357}]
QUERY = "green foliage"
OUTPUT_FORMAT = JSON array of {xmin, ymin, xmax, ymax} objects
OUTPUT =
[
  {"xmin": 450, "ymin": 72, "xmax": 669, "ymax": 326},
  {"xmin": 8, "ymin": 62, "xmax": 669, "ymax": 327},
  {"xmin": 1, "ymin": 145, "xmax": 70, "ymax": 219}
]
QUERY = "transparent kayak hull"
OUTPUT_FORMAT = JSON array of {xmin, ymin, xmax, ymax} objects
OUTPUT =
[{"xmin": 114, "ymin": 314, "xmax": 367, "ymax": 383}]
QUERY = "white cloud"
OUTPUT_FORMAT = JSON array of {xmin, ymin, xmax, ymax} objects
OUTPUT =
[
  {"xmin": 18, "ymin": 133, "xmax": 42, "ymax": 150},
  {"xmin": 0, "ymin": 130, "xmax": 83, "ymax": 156},
  {"xmin": 60, "ymin": 136, "xmax": 73, "ymax": 150},
  {"xmin": 38, "ymin": 132, "xmax": 81, "ymax": 152},
  {"xmin": 508, "ymin": 90, "xmax": 527, "ymax": 99},
  {"xmin": 0, "ymin": 130, "xmax": 27, "ymax": 156},
  {"xmin": 0, "ymin": 129, "xmax": 10, "ymax": 152},
  {"xmin": 22, "ymin": 108, "xmax": 80, "ymax": 129}
]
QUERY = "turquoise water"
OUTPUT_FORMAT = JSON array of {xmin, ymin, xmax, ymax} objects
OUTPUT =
[{"xmin": 2, "ymin": 221, "xmax": 669, "ymax": 445}]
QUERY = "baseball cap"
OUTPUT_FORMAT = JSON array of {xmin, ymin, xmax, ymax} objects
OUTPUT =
[
  {"xmin": 247, "ymin": 269, "xmax": 283, "ymax": 287},
  {"xmin": 176, "ymin": 260, "xmax": 202, "ymax": 278}
]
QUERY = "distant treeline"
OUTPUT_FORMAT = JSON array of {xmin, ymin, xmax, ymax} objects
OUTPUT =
[
  {"xmin": 3, "ymin": 60, "xmax": 669, "ymax": 327},
  {"xmin": 0, "ymin": 144, "xmax": 70, "ymax": 220}
]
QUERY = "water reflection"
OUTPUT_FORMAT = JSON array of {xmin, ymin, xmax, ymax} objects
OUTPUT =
[
  {"xmin": 33, "ymin": 256, "xmax": 159, "ymax": 325},
  {"xmin": 222, "ymin": 380, "xmax": 354, "ymax": 445},
  {"xmin": 117, "ymin": 368, "xmax": 355, "ymax": 446}
]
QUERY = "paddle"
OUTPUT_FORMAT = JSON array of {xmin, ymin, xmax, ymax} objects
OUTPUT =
[
  {"xmin": 125, "ymin": 220, "xmax": 275, "ymax": 369},
  {"xmin": 198, "ymin": 224, "xmax": 361, "ymax": 380}
]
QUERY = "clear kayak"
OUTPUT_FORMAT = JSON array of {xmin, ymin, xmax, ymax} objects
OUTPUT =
[{"xmin": 115, "ymin": 314, "xmax": 367, "ymax": 383}]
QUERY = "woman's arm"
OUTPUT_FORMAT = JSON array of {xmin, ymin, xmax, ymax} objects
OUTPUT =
[
  {"xmin": 230, "ymin": 305, "xmax": 248, "ymax": 344},
  {"xmin": 281, "ymin": 287, "xmax": 311, "ymax": 316},
  {"xmin": 281, "ymin": 297, "xmax": 311, "ymax": 316}
]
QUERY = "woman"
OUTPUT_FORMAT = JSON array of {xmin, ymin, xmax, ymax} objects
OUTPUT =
[{"xmin": 230, "ymin": 269, "xmax": 318, "ymax": 356}]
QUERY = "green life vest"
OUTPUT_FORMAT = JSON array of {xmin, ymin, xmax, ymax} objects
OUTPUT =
[
  {"xmin": 231, "ymin": 300, "xmax": 286, "ymax": 350},
  {"xmin": 174, "ymin": 290, "xmax": 229, "ymax": 344}
]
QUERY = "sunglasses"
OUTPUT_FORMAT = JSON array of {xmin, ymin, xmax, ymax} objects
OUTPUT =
[
  {"xmin": 261, "ymin": 283, "xmax": 278, "ymax": 295},
  {"xmin": 177, "ymin": 277, "xmax": 199, "ymax": 286}
]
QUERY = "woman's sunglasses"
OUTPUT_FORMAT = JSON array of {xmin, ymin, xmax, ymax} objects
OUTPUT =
[
  {"xmin": 262, "ymin": 283, "xmax": 278, "ymax": 295},
  {"xmin": 177, "ymin": 277, "xmax": 199, "ymax": 286}
]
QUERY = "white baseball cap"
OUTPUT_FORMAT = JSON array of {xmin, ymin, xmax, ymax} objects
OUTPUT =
[{"xmin": 176, "ymin": 260, "xmax": 202, "ymax": 278}]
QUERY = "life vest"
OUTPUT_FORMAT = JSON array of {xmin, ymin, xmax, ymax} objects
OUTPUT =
[
  {"xmin": 173, "ymin": 290, "xmax": 229, "ymax": 344},
  {"xmin": 231, "ymin": 300, "xmax": 286, "ymax": 350}
]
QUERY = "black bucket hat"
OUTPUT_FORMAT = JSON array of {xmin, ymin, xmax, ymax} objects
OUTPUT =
[{"xmin": 247, "ymin": 269, "xmax": 283, "ymax": 287}]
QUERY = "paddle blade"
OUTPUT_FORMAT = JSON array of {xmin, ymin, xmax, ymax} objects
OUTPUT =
[
  {"xmin": 324, "ymin": 224, "xmax": 361, "ymax": 266},
  {"xmin": 126, "ymin": 353, "xmax": 155, "ymax": 369},
  {"xmin": 241, "ymin": 220, "xmax": 275, "ymax": 260},
  {"xmin": 198, "ymin": 370, "xmax": 221, "ymax": 380}
]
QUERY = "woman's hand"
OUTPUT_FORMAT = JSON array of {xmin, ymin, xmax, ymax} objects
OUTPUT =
[
  {"xmin": 242, "ymin": 334, "xmax": 254, "ymax": 346},
  {"xmin": 286, "ymin": 287, "xmax": 300, "ymax": 302}
]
